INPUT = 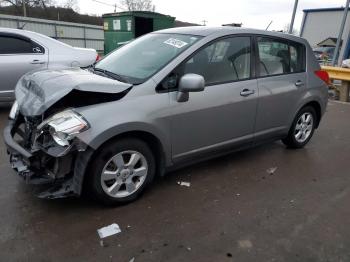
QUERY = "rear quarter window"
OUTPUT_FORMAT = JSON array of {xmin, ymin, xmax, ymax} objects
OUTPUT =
[{"xmin": 289, "ymin": 42, "xmax": 305, "ymax": 73}]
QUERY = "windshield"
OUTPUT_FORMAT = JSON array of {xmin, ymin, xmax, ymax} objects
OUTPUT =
[{"xmin": 95, "ymin": 33, "xmax": 202, "ymax": 84}]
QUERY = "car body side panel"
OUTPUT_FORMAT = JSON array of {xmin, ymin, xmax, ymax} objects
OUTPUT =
[
  {"xmin": 168, "ymin": 80, "xmax": 258, "ymax": 162},
  {"xmin": 254, "ymin": 72, "xmax": 306, "ymax": 140}
]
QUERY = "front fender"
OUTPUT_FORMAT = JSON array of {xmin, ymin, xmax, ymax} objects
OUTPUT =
[
  {"xmin": 74, "ymin": 98, "xmax": 172, "ymax": 166},
  {"xmin": 84, "ymin": 121, "xmax": 169, "ymax": 151}
]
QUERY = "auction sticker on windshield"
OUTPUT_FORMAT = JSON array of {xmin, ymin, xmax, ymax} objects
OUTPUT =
[{"xmin": 164, "ymin": 38, "xmax": 188, "ymax": 48}]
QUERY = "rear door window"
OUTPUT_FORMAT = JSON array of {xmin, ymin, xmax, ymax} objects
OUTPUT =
[
  {"xmin": 0, "ymin": 36, "xmax": 44, "ymax": 54},
  {"xmin": 257, "ymin": 37, "xmax": 305, "ymax": 77}
]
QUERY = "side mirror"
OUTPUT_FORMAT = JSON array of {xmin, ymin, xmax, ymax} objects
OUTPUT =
[{"xmin": 177, "ymin": 74, "xmax": 205, "ymax": 102}]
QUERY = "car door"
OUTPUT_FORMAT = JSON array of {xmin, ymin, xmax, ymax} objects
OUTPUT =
[
  {"xmin": 0, "ymin": 33, "xmax": 48, "ymax": 101},
  {"xmin": 164, "ymin": 36, "xmax": 258, "ymax": 162},
  {"xmin": 254, "ymin": 36, "xmax": 307, "ymax": 141}
]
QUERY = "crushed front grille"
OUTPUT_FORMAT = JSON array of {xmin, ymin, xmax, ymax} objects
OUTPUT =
[{"xmin": 12, "ymin": 113, "xmax": 42, "ymax": 150}]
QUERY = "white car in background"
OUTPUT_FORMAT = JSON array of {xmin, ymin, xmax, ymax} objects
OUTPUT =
[{"xmin": 0, "ymin": 28, "xmax": 99, "ymax": 102}]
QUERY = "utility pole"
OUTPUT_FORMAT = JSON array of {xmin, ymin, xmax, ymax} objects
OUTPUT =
[
  {"xmin": 201, "ymin": 20, "xmax": 207, "ymax": 26},
  {"xmin": 332, "ymin": 0, "xmax": 350, "ymax": 66},
  {"xmin": 22, "ymin": 0, "xmax": 27, "ymax": 17},
  {"xmin": 289, "ymin": 0, "xmax": 298, "ymax": 34}
]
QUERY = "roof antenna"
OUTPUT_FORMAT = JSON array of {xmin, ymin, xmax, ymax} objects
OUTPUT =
[
  {"xmin": 265, "ymin": 20, "xmax": 273, "ymax": 30},
  {"xmin": 18, "ymin": 22, "xmax": 27, "ymax": 30}
]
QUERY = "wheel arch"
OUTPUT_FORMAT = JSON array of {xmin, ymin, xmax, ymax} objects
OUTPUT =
[
  {"xmin": 300, "ymin": 100, "xmax": 322, "ymax": 128},
  {"xmin": 87, "ymin": 130, "xmax": 167, "ymax": 178}
]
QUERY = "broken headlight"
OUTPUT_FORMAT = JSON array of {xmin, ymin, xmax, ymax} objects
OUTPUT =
[
  {"xmin": 37, "ymin": 110, "xmax": 90, "ymax": 147},
  {"xmin": 9, "ymin": 101, "xmax": 19, "ymax": 120}
]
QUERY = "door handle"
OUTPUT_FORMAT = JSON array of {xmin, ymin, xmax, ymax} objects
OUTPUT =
[
  {"xmin": 240, "ymin": 89, "xmax": 255, "ymax": 97},
  {"xmin": 30, "ymin": 60, "xmax": 45, "ymax": 65},
  {"xmin": 295, "ymin": 80, "xmax": 304, "ymax": 87}
]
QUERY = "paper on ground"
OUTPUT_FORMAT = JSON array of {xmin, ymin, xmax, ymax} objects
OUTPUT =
[
  {"xmin": 177, "ymin": 181, "xmax": 191, "ymax": 187},
  {"xmin": 97, "ymin": 223, "xmax": 121, "ymax": 238},
  {"xmin": 266, "ymin": 167, "xmax": 277, "ymax": 174}
]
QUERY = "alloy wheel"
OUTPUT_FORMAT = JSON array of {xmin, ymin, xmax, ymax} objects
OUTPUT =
[
  {"xmin": 100, "ymin": 150, "xmax": 148, "ymax": 198},
  {"xmin": 294, "ymin": 112, "xmax": 314, "ymax": 143}
]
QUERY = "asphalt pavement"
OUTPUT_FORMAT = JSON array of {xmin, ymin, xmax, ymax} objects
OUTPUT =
[{"xmin": 0, "ymin": 101, "xmax": 350, "ymax": 262}]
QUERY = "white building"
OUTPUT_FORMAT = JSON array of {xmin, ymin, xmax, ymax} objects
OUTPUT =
[{"xmin": 300, "ymin": 7, "xmax": 350, "ymax": 64}]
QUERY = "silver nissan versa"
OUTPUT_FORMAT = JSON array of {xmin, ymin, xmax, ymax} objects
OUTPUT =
[{"xmin": 4, "ymin": 27, "xmax": 329, "ymax": 205}]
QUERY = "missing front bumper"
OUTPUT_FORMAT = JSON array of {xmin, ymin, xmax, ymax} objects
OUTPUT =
[
  {"xmin": 9, "ymin": 151, "xmax": 78, "ymax": 199},
  {"xmin": 4, "ymin": 120, "xmax": 94, "ymax": 199}
]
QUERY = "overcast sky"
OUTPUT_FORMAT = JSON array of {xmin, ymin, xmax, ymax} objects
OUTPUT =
[{"xmin": 75, "ymin": 0, "xmax": 346, "ymax": 32}]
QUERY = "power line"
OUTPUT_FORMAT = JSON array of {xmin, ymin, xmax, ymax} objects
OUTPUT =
[{"xmin": 92, "ymin": 0, "xmax": 126, "ymax": 12}]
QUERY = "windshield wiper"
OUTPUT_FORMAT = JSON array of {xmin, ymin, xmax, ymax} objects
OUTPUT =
[{"xmin": 93, "ymin": 67, "xmax": 129, "ymax": 84}]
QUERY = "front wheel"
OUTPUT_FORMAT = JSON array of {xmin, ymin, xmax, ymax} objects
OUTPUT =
[
  {"xmin": 282, "ymin": 106, "xmax": 317, "ymax": 149},
  {"xmin": 87, "ymin": 138, "xmax": 156, "ymax": 205}
]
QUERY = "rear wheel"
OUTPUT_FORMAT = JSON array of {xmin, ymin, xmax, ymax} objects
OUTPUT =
[
  {"xmin": 282, "ymin": 106, "xmax": 317, "ymax": 148},
  {"xmin": 87, "ymin": 138, "xmax": 156, "ymax": 205}
]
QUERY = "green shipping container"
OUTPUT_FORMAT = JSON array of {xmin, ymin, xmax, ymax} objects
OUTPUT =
[{"xmin": 103, "ymin": 11, "xmax": 176, "ymax": 55}]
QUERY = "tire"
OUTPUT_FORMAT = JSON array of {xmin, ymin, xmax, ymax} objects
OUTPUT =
[
  {"xmin": 87, "ymin": 138, "xmax": 156, "ymax": 205},
  {"xmin": 282, "ymin": 106, "xmax": 317, "ymax": 149}
]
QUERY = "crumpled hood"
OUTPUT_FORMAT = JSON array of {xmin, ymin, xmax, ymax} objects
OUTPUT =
[{"xmin": 16, "ymin": 68, "xmax": 132, "ymax": 116}]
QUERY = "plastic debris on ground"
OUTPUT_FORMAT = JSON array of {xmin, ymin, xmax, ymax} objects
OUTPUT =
[
  {"xmin": 97, "ymin": 223, "xmax": 121, "ymax": 247},
  {"xmin": 97, "ymin": 223, "xmax": 121, "ymax": 238},
  {"xmin": 238, "ymin": 239, "xmax": 253, "ymax": 249},
  {"xmin": 177, "ymin": 181, "xmax": 191, "ymax": 187},
  {"xmin": 266, "ymin": 167, "xmax": 277, "ymax": 175}
]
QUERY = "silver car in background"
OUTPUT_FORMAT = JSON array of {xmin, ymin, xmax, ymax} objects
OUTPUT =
[
  {"xmin": 4, "ymin": 27, "xmax": 329, "ymax": 205},
  {"xmin": 0, "ymin": 28, "xmax": 99, "ymax": 102}
]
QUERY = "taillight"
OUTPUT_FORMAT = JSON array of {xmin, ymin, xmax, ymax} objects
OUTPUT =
[
  {"xmin": 96, "ymin": 54, "xmax": 101, "ymax": 62},
  {"xmin": 315, "ymin": 70, "xmax": 330, "ymax": 84}
]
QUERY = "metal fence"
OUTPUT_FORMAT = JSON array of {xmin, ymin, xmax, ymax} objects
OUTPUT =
[{"xmin": 0, "ymin": 14, "xmax": 104, "ymax": 53}]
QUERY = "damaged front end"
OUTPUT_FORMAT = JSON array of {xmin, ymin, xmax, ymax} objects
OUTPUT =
[
  {"xmin": 4, "ymin": 68, "xmax": 132, "ymax": 199},
  {"xmin": 5, "ymin": 107, "xmax": 93, "ymax": 199}
]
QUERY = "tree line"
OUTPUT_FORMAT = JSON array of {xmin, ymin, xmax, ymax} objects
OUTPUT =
[{"xmin": 0, "ymin": 0, "xmax": 156, "ymax": 25}]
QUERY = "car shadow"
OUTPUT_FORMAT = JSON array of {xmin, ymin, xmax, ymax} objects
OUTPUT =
[{"xmin": 34, "ymin": 140, "xmax": 289, "ymax": 211}]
